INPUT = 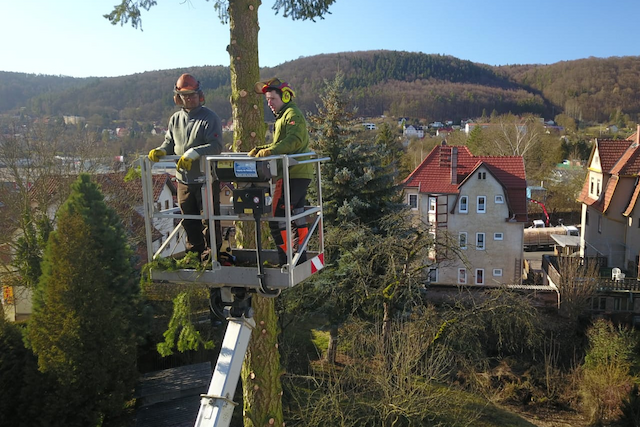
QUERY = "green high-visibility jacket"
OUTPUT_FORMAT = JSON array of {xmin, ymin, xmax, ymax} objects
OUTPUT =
[{"xmin": 259, "ymin": 102, "xmax": 313, "ymax": 180}]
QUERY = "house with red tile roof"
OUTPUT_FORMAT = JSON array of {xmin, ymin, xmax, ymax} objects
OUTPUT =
[
  {"xmin": 577, "ymin": 126, "xmax": 640, "ymax": 276},
  {"xmin": 403, "ymin": 142, "xmax": 527, "ymax": 285}
]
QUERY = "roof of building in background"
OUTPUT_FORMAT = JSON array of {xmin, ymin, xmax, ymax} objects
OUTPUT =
[{"xmin": 578, "ymin": 126, "xmax": 640, "ymax": 215}]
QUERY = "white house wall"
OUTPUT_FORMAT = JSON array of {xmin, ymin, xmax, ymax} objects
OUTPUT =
[{"xmin": 425, "ymin": 166, "xmax": 524, "ymax": 285}]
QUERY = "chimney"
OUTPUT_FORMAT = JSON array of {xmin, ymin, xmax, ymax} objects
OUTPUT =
[{"xmin": 450, "ymin": 147, "xmax": 458, "ymax": 184}]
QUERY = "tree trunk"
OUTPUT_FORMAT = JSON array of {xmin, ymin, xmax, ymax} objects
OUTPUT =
[
  {"xmin": 228, "ymin": 0, "xmax": 265, "ymax": 155},
  {"xmin": 228, "ymin": 1, "xmax": 283, "ymax": 426},
  {"xmin": 325, "ymin": 324, "xmax": 339, "ymax": 364},
  {"xmin": 382, "ymin": 300, "xmax": 392, "ymax": 369},
  {"xmin": 241, "ymin": 296, "xmax": 283, "ymax": 427}
]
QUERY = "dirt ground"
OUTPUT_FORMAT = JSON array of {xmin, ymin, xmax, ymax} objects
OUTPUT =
[{"xmin": 505, "ymin": 405, "xmax": 588, "ymax": 427}]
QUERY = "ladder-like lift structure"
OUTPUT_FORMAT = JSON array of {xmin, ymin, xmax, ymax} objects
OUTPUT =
[{"xmin": 140, "ymin": 152, "xmax": 327, "ymax": 427}]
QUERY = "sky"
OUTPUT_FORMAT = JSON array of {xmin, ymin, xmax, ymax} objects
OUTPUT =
[{"xmin": 2, "ymin": 0, "xmax": 640, "ymax": 78}]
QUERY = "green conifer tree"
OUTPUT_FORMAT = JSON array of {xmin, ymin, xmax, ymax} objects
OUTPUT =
[
  {"xmin": 27, "ymin": 174, "xmax": 140, "ymax": 426},
  {"xmin": 309, "ymin": 73, "xmax": 403, "ymax": 229},
  {"xmin": 0, "ymin": 311, "xmax": 27, "ymax": 424}
]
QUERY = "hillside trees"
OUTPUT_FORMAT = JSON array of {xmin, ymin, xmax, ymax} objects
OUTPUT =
[
  {"xmin": 464, "ymin": 114, "xmax": 563, "ymax": 181},
  {"xmin": 106, "ymin": 1, "xmax": 336, "ymax": 426},
  {"xmin": 26, "ymin": 174, "xmax": 140, "ymax": 425}
]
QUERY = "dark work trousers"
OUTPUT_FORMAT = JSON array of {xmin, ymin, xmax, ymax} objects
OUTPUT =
[
  {"xmin": 177, "ymin": 181, "xmax": 222, "ymax": 257},
  {"xmin": 270, "ymin": 178, "xmax": 311, "ymax": 265}
]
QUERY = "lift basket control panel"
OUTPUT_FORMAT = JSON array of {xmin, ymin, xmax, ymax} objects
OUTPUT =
[{"xmin": 215, "ymin": 159, "xmax": 273, "ymax": 182}]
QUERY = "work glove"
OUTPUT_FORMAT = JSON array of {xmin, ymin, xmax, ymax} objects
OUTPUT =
[
  {"xmin": 148, "ymin": 148, "xmax": 166, "ymax": 162},
  {"xmin": 255, "ymin": 148, "xmax": 272, "ymax": 158},
  {"xmin": 247, "ymin": 147, "xmax": 258, "ymax": 157},
  {"xmin": 176, "ymin": 148, "xmax": 200, "ymax": 172}
]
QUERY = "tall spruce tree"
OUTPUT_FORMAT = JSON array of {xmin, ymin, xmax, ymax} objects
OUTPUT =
[
  {"xmin": 309, "ymin": 73, "xmax": 404, "ymax": 229},
  {"xmin": 298, "ymin": 74, "xmax": 431, "ymax": 362},
  {"xmin": 27, "ymin": 174, "xmax": 139, "ymax": 426}
]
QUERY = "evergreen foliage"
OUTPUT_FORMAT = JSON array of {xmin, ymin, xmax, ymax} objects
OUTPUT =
[
  {"xmin": 309, "ymin": 73, "xmax": 403, "ymax": 229},
  {"xmin": 156, "ymin": 291, "xmax": 214, "ymax": 356},
  {"xmin": 12, "ymin": 210, "xmax": 52, "ymax": 289},
  {"xmin": 26, "ymin": 174, "xmax": 140, "ymax": 425},
  {"xmin": 0, "ymin": 314, "xmax": 27, "ymax": 424}
]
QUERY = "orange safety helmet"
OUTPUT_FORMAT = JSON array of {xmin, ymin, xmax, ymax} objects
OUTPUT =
[{"xmin": 173, "ymin": 73, "xmax": 205, "ymax": 105}]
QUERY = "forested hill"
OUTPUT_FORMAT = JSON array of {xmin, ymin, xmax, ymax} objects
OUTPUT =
[{"xmin": 2, "ymin": 50, "xmax": 640, "ymax": 124}]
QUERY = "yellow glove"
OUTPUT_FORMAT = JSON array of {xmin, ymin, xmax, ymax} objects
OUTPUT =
[
  {"xmin": 148, "ymin": 148, "xmax": 166, "ymax": 162},
  {"xmin": 256, "ymin": 148, "xmax": 272, "ymax": 158},
  {"xmin": 176, "ymin": 148, "xmax": 200, "ymax": 172},
  {"xmin": 176, "ymin": 156, "xmax": 193, "ymax": 171},
  {"xmin": 247, "ymin": 147, "xmax": 258, "ymax": 157}
]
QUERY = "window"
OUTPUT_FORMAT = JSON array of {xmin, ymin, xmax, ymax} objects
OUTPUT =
[
  {"xmin": 591, "ymin": 297, "xmax": 606, "ymax": 310},
  {"xmin": 428, "ymin": 197, "xmax": 437, "ymax": 213},
  {"xmin": 225, "ymin": 189, "xmax": 231, "ymax": 196},
  {"xmin": 477, "ymin": 196, "xmax": 486, "ymax": 213},
  {"xmin": 476, "ymin": 233, "xmax": 485, "ymax": 250},
  {"xmin": 156, "ymin": 202, "xmax": 161, "ymax": 211},
  {"xmin": 493, "ymin": 269, "xmax": 503, "ymax": 277},
  {"xmin": 459, "ymin": 196, "xmax": 468, "ymax": 213},
  {"xmin": 475, "ymin": 269, "xmax": 485, "ymax": 285},
  {"xmin": 165, "ymin": 200, "xmax": 170, "ymax": 209},
  {"xmin": 427, "ymin": 268, "xmax": 438, "ymax": 283},
  {"xmin": 478, "ymin": 172, "xmax": 486, "ymax": 180},
  {"xmin": 590, "ymin": 177, "xmax": 595, "ymax": 195},
  {"xmin": 596, "ymin": 179, "xmax": 601, "ymax": 196},
  {"xmin": 495, "ymin": 195, "xmax": 504, "ymax": 204},
  {"xmin": 459, "ymin": 232, "xmax": 467, "ymax": 250},
  {"xmin": 614, "ymin": 297, "xmax": 632, "ymax": 311},
  {"xmin": 458, "ymin": 269, "xmax": 467, "ymax": 284},
  {"xmin": 493, "ymin": 232, "xmax": 503, "ymax": 240},
  {"xmin": 408, "ymin": 194, "xmax": 418, "ymax": 209}
]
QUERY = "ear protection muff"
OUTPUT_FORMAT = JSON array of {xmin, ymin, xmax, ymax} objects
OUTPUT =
[{"xmin": 281, "ymin": 87, "xmax": 293, "ymax": 103}]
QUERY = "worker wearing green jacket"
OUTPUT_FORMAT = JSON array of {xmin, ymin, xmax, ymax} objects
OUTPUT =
[{"xmin": 252, "ymin": 78, "xmax": 312, "ymax": 266}]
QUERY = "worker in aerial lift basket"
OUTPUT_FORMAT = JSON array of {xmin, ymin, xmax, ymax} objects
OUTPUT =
[
  {"xmin": 148, "ymin": 73, "xmax": 224, "ymax": 263},
  {"xmin": 252, "ymin": 78, "xmax": 313, "ymax": 266}
]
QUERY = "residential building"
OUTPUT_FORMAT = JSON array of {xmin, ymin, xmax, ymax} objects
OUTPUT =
[
  {"xmin": 577, "ymin": 126, "xmax": 640, "ymax": 277},
  {"xmin": 403, "ymin": 124, "xmax": 424, "ymax": 138},
  {"xmin": 403, "ymin": 142, "xmax": 528, "ymax": 285}
]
